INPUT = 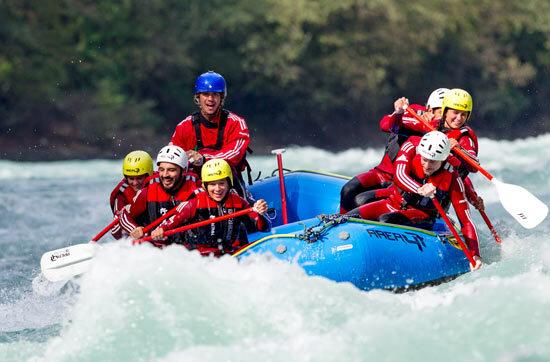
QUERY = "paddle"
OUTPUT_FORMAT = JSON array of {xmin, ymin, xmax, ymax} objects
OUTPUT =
[
  {"xmin": 479, "ymin": 209, "xmax": 503, "ymax": 244},
  {"xmin": 271, "ymin": 148, "xmax": 289, "ymax": 224},
  {"xmin": 431, "ymin": 198, "xmax": 476, "ymax": 268},
  {"xmin": 91, "ymin": 218, "xmax": 120, "ymax": 242},
  {"xmin": 133, "ymin": 207, "xmax": 254, "ymax": 245},
  {"xmin": 406, "ymin": 106, "xmax": 548, "ymax": 229},
  {"xmin": 40, "ymin": 206, "xmax": 180, "ymax": 282}
]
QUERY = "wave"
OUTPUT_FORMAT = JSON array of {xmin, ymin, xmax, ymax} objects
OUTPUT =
[
  {"xmin": 21, "ymin": 236, "xmax": 550, "ymax": 362},
  {"xmin": 1, "ymin": 133, "xmax": 550, "ymax": 181}
]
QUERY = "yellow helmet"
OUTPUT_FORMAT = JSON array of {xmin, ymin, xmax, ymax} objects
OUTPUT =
[
  {"xmin": 201, "ymin": 158, "xmax": 233, "ymax": 185},
  {"xmin": 442, "ymin": 88, "xmax": 473, "ymax": 121},
  {"xmin": 122, "ymin": 150, "xmax": 154, "ymax": 177}
]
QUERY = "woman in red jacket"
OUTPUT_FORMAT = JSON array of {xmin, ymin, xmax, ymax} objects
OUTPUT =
[{"xmin": 151, "ymin": 159, "xmax": 270, "ymax": 256}]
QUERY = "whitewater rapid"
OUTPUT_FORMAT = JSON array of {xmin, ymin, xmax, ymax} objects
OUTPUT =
[{"xmin": 0, "ymin": 134, "xmax": 549, "ymax": 361}]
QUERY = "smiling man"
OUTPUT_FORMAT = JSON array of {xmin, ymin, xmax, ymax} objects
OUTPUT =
[
  {"xmin": 150, "ymin": 159, "xmax": 269, "ymax": 256},
  {"xmin": 119, "ymin": 145, "xmax": 201, "ymax": 244},
  {"xmin": 169, "ymin": 71, "xmax": 252, "ymax": 196}
]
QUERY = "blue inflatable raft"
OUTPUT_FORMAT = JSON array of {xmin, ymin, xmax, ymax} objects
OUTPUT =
[{"xmin": 235, "ymin": 170, "xmax": 471, "ymax": 291}]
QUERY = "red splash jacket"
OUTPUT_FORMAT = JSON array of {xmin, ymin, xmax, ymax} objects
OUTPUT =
[
  {"xmin": 120, "ymin": 172, "xmax": 201, "ymax": 244},
  {"xmin": 157, "ymin": 189, "xmax": 270, "ymax": 255},
  {"xmin": 357, "ymin": 136, "xmax": 480, "ymax": 256},
  {"xmin": 109, "ymin": 178, "xmax": 138, "ymax": 239},
  {"xmin": 170, "ymin": 110, "xmax": 250, "ymax": 169}
]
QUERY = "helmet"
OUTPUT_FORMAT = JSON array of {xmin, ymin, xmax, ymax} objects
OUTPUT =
[
  {"xmin": 194, "ymin": 71, "xmax": 227, "ymax": 97},
  {"xmin": 426, "ymin": 88, "xmax": 449, "ymax": 109},
  {"xmin": 442, "ymin": 88, "xmax": 473, "ymax": 121},
  {"xmin": 201, "ymin": 158, "xmax": 233, "ymax": 186},
  {"xmin": 123, "ymin": 150, "xmax": 153, "ymax": 177},
  {"xmin": 156, "ymin": 145, "xmax": 188, "ymax": 170},
  {"xmin": 417, "ymin": 131, "xmax": 451, "ymax": 161}
]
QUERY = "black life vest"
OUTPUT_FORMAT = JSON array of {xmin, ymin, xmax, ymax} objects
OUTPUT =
[
  {"xmin": 145, "ymin": 174, "xmax": 201, "ymax": 244},
  {"xmin": 184, "ymin": 190, "xmax": 254, "ymax": 253},
  {"xmin": 398, "ymin": 157, "xmax": 454, "ymax": 215}
]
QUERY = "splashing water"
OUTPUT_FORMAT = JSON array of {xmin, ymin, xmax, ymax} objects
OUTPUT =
[{"xmin": 0, "ymin": 135, "xmax": 549, "ymax": 361}]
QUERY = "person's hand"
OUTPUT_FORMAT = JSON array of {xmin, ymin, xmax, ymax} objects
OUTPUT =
[
  {"xmin": 186, "ymin": 150, "xmax": 204, "ymax": 166},
  {"xmin": 469, "ymin": 195, "xmax": 485, "ymax": 211},
  {"xmin": 253, "ymin": 199, "xmax": 268, "ymax": 215},
  {"xmin": 470, "ymin": 255, "xmax": 483, "ymax": 271},
  {"xmin": 449, "ymin": 138, "xmax": 458, "ymax": 149},
  {"xmin": 421, "ymin": 110, "xmax": 435, "ymax": 122},
  {"xmin": 417, "ymin": 183, "xmax": 436, "ymax": 198},
  {"xmin": 393, "ymin": 97, "xmax": 409, "ymax": 114},
  {"xmin": 130, "ymin": 226, "xmax": 144, "ymax": 239},
  {"xmin": 151, "ymin": 227, "xmax": 165, "ymax": 241}
]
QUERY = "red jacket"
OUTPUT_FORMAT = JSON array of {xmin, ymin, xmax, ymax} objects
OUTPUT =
[
  {"xmin": 391, "ymin": 136, "xmax": 480, "ymax": 255},
  {"xmin": 158, "ymin": 189, "xmax": 269, "ymax": 255},
  {"xmin": 375, "ymin": 104, "xmax": 435, "ymax": 175},
  {"xmin": 110, "ymin": 178, "xmax": 136, "ymax": 215},
  {"xmin": 443, "ymin": 126, "xmax": 479, "ymax": 175},
  {"xmin": 109, "ymin": 178, "xmax": 137, "ymax": 239},
  {"xmin": 170, "ymin": 110, "xmax": 250, "ymax": 169},
  {"xmin": 119, "ymin": 172, "xmax": 201, "ymax": 243}
]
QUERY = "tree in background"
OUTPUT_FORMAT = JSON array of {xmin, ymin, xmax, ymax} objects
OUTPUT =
[{"xmin": 0, "ymin": 0, "xmax": 548, "ymax": 160}]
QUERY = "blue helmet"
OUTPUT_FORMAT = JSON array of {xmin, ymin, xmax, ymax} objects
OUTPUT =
[{"xmin": 194, "ymin": 71, "xmax": 227, "ymax": 96}]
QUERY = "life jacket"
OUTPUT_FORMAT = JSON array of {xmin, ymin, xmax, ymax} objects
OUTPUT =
[
  {"xmin": 395, "ymin": 155, "xmax": 455, "ymax": 216},
  {"xmin": 442, "ymin": 125, "xmax": 479, "ymax": 177},
  {"xmin": 192, "ymin": 110, "xmax": 254, "ymax": 185},
  {"xmin": 183, "ymin": 189, "xmax": 254, "ymax": 254},
  {"xmin": 145, "ymin": 173, "xmax": 201, "ymax": 244}
]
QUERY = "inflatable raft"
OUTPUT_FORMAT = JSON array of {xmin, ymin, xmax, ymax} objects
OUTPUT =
[{"xmin": 236, "ymin": 170, "xmax": 471, "ymax": 291}]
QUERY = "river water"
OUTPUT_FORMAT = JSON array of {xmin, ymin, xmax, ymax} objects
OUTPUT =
[{"xmin": 0, "ymin": 135, "xmax": 549, "ymax": 361}]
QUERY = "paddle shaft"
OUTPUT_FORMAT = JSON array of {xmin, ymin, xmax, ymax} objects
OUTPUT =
[
  {"xmin": 142, "ymin": 205, "xmax": 179, "ymax": 234},
  {"xmin": 274, "ymin": 151, "xmax": 289, "ymax": 224},
  {"xmin": 431, "ymin": 198, "xmax": 476, "ymax": 267},
  {"xmin": 134, "ymin": 207, "xmax": 254, "ymax": 244},
  {"xmin": 90, "ymin": 205, "xmax": 179, "ymax": 243},
  {"xmin": 405, "ymin": 106, "xmax": 493, "ymax": 180},
  {"xmin": 479, "ymin": 209, "xmax": 503, "ymax": 243},
  {"xmin": 90, "ymin": 218, "xmax": 119, "ymax": 242}
]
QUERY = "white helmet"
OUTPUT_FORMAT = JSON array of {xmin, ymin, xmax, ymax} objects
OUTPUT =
[
  {"xmin": 156, "ymin": 145, "xmax": 189, "ymax": 170},
  {"xmin": 417, "ymin": 131, "xmax": 451, "ymax": 161},
  {"xmin": 426, "ymin": 88, "xmax": 449, "ymax": 109}
]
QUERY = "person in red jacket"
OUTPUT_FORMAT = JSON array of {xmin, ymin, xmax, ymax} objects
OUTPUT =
[
  {"xmin": 109, "ymin": 150, "xmax": 154, "ymax": 239},
  {"xmin": 119, "ymin": 145, "xmax": 201, "ymax": 244},
  {"xmin": 150, "ymin": 158, "xmax": 269, "ymax": 256},
  {"xmin": 438, "ymin": 88, "xmax": 484, "ymax": 211},
  {"xmin": 170, "ymin": 71, "xmax": 252, "ymax": 197},
  {"xmin": 389, "ymin": 88, "xmax": 485, "ymax": 211},
  {"xmin": 351, "ymin": 131, "xmax": 482, "ymax": 270},
  {"xmin": 340, "ymin": 88, "xmax": 449, "ymax": 213}
]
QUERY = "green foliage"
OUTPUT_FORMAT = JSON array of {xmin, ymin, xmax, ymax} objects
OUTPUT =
[{"xmin": 0, "ymin": 0, "xmax": 548, "ymax": 159}]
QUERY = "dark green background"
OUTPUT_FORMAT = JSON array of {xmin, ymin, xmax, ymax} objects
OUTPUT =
[{"xmin": 1, "ymin": 0, "xmax": 548, "ymax": 160}]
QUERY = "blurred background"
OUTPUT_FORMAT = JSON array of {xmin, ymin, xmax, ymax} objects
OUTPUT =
[{"xmin": 0, "ymin": 0, "xmax": 548, "ymax": 160}]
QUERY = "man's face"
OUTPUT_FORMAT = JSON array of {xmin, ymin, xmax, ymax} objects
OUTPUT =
[
  {"xmin": 198, "ymin": 92, "xmax": 222, "ymax": 117},
  {"xmin": 205, "ymin": 179, "xmax": 229, "ymax": 202},
  {"xmin": 420, "ymin": 157, "xmax": 443, "ymax": 176},
  {"xmin": 444, "ymin": 108, "xmax": 469, "ymax": 129},
  {"xmin": 158, "ymin": 162, "xmax": 182, "ymax": 191},
  {"xmin": 126, "ymin": 175, "xmax": 148, "ymax": 192}
]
